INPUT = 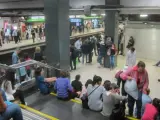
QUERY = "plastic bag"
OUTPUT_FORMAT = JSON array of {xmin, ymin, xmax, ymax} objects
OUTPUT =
[{"xmin": 124, "ymin": 79, "xmax": 138, "ymax": 100}]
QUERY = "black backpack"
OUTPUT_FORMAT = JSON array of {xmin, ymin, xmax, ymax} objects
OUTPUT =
[{"xmin": 110, "ymin": 101, "xmax": 126, "ymax": 120}]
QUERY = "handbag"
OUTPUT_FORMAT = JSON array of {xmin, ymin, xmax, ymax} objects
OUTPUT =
[{"xmin": 81, "ymin": 86, "xmax": 100, "ymax": 109}]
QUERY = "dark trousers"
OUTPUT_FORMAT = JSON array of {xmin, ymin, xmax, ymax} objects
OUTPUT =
[
  {"xmin": 120, "ymin": 44, "xmax": 124, "ymax": 55},
  {"xmin": 18, "ymin": 36, "xmax": 21, "ymax": 42},
  {"xmin": 2, "ymin": 36, "xmax": 4, "ymax": 44},
  {"xmin": 57, "ymin": 91, "xmax": 78, "ymax": 101},
  {"xmin": 88, "ymin": 52, "xmax": 93, "ymax": 63},
  {"xmin": 93, "ymin": 46, "xmax": 97, "ymax": 56},
  {"xmin": 128, "ymin": 92, "xmax": 142, "ymax": 119},
  {"xmin": 13, "ymin": 90, "xmax": 25, "ymax": 105},
  {"xmin": 14, "ymin": 36, "xmax": 18, "ymax": 44},
  {"xmin": 117, "ymin": 77, "xmax": 127, "ymax": 96},
  {"xmin": 27, "ymin": 69, "xmax": 31, "ymax": 77},
  {"xmin": 77, "ymin": 50, "xmax": 82, "ymax": 62},
  {"xmin": 0, "ymin": 39, "xmax": 2, "ymax": 46},
  {"xmin": 70, "ymin": 58, "xmax": 76, "ymax": 70},
  {"xmin": 20, "ymin": 75, "xmax": 26, "ymax": 83},
  {"xmin": 32, "ymin": 35, "xmax": 35, "ymax": 43}
]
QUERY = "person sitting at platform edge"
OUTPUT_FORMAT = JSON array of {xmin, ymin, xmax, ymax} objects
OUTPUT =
[
  {"xmin": 54, "ymin": 71, "xmax": 80, "ymax": 100},
  {"xmin": 71, "ymin": 74, "xmax": 82, "ymax": 93},
  {"xmin": 35, "ymin": 67, "xmax": 57, "ymax": 94},
  {"xmin": 0, "ymin": 89, "xmax": 23, "ymax": 120}
]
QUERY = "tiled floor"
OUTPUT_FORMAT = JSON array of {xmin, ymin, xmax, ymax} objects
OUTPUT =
[
  {"xmin": 70, "ymin": 55, "xmax": 160, "ymax": 99},
  {"xmin": 0, "ymin": 28, "xmax": 103, "ymax": 51}
]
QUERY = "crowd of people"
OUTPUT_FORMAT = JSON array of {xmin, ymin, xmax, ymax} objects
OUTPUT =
[
  {"xmin": 70, "ymin": 34, "xmax": 136, "ymax": 71},
  {"xmin": 0, "ymin": 33, "xmax": 159, "ymax": 120},
  {"xmin": 34, "ymin": 61, "xmax": 160, "ymax": 120},
  {"xmin": 0, "ymin": 25, "xmax": 45, "ymax": 47}
]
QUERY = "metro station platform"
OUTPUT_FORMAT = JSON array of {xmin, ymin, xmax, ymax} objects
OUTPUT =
[{"xmin": 0, "ymin": 28, "xmax": 104, "ymax": 55}]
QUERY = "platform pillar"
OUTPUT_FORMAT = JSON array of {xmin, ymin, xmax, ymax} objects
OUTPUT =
[
  {"xmin": 104, "ymin": 10, "xmax": 119, "ymax": 68},
  {"xmin": 44, "ymin": 0, "xmax": 70, "ymax": 70}
]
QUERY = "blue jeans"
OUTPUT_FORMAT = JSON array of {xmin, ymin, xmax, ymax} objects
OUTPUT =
[
  {"xmin": 0, "ymin": 103, "xmax": 23, "ymax": 120},
  {"xmin": 110, "ymin": 55, "xmax": 115, "ymax": 68},
  {"xmin": 97, "ymin": 55, "xmax": 103, "ymax": 65}
]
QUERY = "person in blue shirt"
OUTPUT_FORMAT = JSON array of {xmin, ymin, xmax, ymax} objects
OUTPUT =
[
  {"xmin": 54, "ymin": 71, "xmax": 80, "ymax": 100},
  {"xmin": 19, "ymin": 58, "xmax": 27, "ymax": 83},
  {"xmin": 12, "ymin": 48, "xmax": 21, "ymax": 64},
  {"xmin": 134, "ymin": 88, "xmax": 152, "ymax": 117},
  {"xmin": 0, "ymin": 88, "xmax": 23, "ymax": 120},
  {"xmin": 35, "ymin": 67, "xmax": 56, "ymax": 94},
  {"xmin": 141, "ymin": 88, "xmax": 152, "ymax": 116}
]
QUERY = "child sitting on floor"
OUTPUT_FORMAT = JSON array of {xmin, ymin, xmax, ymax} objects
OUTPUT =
[{"xmin": 142, "ymin": 98, "xmax": 160, "ymax": 120}]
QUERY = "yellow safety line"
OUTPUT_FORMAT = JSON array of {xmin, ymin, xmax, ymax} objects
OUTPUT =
[
  {"xmin": 50, "ymin": 93, "xmax": 139, "ymax": 120},
  {"xmin": 19, "ymin": 104, "xmax": 59, "ymax": 120},
  {"xmin": 126, "ymin": 116, "xmax": 139, "ymax": 120},
  {"xmin": 50, "ymin": 92, "xmax": 82, "ymax": 104}
]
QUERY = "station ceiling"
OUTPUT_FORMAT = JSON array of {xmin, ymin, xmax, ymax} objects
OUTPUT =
[{"xmin": 1, "ymin": 0, "xmax": 160, "ymax": 22}]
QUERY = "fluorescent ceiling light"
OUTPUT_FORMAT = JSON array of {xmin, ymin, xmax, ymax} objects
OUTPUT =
[
  {"xmin": 140, "ymin": 14, "xmax": 148, "ymax": 17},
  {"xmin": 91, "ymin": 14, "xmax": 97, "ymax": 16},
  {"xmin": 69, "ymin": 15, "xmax": 75, "ymax": 18},
  {"xmin": 101, "ymin": 14, "xmax": 105, "ymax": 16}
]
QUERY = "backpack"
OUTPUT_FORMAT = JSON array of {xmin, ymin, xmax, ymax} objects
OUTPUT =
[{"xmin": 110, "ymin": 101, "xmax": 126, "ymax": 120}]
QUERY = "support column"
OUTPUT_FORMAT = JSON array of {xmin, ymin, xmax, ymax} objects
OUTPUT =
[
  {"xmin": 44, "ymin": 0, "xmax": 70, "ymax": 70},
  {"xmin": 104, "ymin": 10, "xmax": 119, "ymax": 68}
]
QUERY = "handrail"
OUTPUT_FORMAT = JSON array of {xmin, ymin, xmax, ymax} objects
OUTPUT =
[{"xmin": 0, "ymin": 60, "xmax": 62, "ymax": 71}]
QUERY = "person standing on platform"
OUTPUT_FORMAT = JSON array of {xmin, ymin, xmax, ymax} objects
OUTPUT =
[
  {"xmin": 5, "ymin": 28, "xmax": 10, "ymax": 44},
  {"xmin": 97, "ymin": 41, "xmax": 106, "ymax": 67},
  {"xmin": 12, "ymin": 29, "xmax": 18, "ymax": 44},
  {"xmin": 126, "ymin": 47, "xmax": 136, "ymax": 67},
  {"xmin": 39, "ymin": 26, "xmax": 43, "ymax": 40},
  {"xmin": 120, "ymin": 61, "xmax": 149, "ymax": 119},
  {"xmin": 1, "ymin": 28, "xmax": 5, "ymax": 44},
  {"xmin": 17, "ymin": 29, "xmax": 21, "ymax": 43},
  {"xmin": 90, "ymin": 36, "xmax": 98, "ymax": 56},
  {"xmin": 109, "ymin": 44, "xmax": 117, "ymax": 70},
  {"xmin": 31, "ymin": 29, "xmax": 36, "ymax": 43},
  {"xmin": 12, "ymin": 48, "xmax": 21, "ymax": 65},
  {"xmin": 70, "ymin": 43, "xmax": 77, "ymax": 70},
  {"xmin": 75, "ymin": 38, "xmax": 82, "ymax": 62},
  {"xmin": 34, "ymin": 47, "xmax": 43, "ymax": 62},
  {"xmin": 88, "ymin": 40, "xmax": 94, "ymax": 63},
  {"xmin": 0, "ymin": 32, "xmax": 2, "ymax": 47},
  {"xmin": 81, "ymin": 40, "xmax": 89, "ymax": 64}
]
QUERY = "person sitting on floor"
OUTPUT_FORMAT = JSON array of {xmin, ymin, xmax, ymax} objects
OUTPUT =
[
  {"xmin": 71, "ymin": 74, "xmax": 82, "ymax": 93},
  {"xmin": 1, "ymin": 70, "xmax": 26, "ymax": 105},
  {"xmin": 54, "ymin": 71, "xmax": 80, "ymax": 100},
  {"xmin": 0, "ymin": 89, "xmax": 23, "ymax": 120},
  {"xmin": 80, "ymin": 79, "xmax": 93, "ymax": 98},
  {"xmin": 142, "ymin": 98, "xmax": 160, "ymax": 120},
  {"xmin": 101, "ymin": 82, "xmax": 127, "ymax": 118},
  {"xmin": 87, "ymin": 75, "xmax": 105, "ymax": 111},
  {"xmin": 35, "ymin": 67, "xmax": 57, "ymax": 94}
]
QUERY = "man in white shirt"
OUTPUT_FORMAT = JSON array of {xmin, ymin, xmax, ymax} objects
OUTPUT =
[{"xmin": 75, "ymin": 38, "xmax": 82, "ymax": 62}]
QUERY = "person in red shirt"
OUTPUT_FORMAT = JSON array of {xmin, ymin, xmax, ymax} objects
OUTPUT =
[
  {"xmin": 120, "ymin": 61, "xmax": 149, "ymax": 119},
  {"xmin": 24, "ymin": 53, "xmax": 31, "ymax": 77},
  {"xmin": 142, "ymin": 98, "xmax": 160, "ymax": 120}
]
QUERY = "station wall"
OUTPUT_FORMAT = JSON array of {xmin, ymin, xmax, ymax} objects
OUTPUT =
[{"xmin": 124, "ymin": 24, "xmax": 160, "ymax": 61}]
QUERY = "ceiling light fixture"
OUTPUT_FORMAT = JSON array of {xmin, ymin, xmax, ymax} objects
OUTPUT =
[
  {"xmin": 101, "ymin": 14, "xmax": 105, "ymax": 16},
  {"xmin": 140, "ymin": 14, "xmax": 148, "ymax": 18},
  {"xmin": 91, "ymin": 14, "xmax": 97, "ymax": 16}
]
